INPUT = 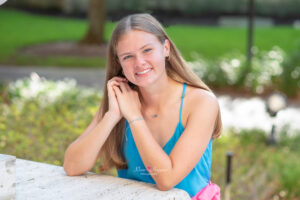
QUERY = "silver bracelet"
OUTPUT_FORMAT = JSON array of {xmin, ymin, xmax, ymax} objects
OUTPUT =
[{"xmin": 128, "ymin": 117, "xmax": 144, "ymax": 124}]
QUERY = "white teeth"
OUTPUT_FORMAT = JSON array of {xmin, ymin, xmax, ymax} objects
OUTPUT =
[{"xmin": 136, "ymin": 69, "xmax": 151, "ymax": 75}]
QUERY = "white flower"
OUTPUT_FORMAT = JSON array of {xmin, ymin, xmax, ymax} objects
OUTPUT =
[{"xmin": 7, "ymin": 73, "xmax": 101, "ymax": 110}]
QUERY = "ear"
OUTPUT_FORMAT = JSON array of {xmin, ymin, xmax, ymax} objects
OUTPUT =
[{"xmin": 163, "ymin": 39, "xmax": 170, "ymax": 58}]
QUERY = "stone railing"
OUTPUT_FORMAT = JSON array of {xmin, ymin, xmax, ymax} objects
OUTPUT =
[{"xmin": 0, "ymin": 154, "xmax": 190, "ymax": 200}]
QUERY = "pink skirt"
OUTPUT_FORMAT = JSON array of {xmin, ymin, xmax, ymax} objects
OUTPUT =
[{"xmin": 191, "ymin": 181, "xmax": 221, "ymax": 200}]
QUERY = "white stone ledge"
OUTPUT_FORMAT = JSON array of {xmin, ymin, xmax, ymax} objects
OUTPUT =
[
  {"xmin": 0, "ymin": 154, "xmax": 16, "ymax": 200},
  {"xmin": 8, "ymin": 155, "xmax": 190, "ymax": 200}
]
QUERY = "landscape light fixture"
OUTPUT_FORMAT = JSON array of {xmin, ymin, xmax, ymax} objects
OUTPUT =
[{"xmin": 265, "ymin": 91, "xmax": 288, "ymax": 144}]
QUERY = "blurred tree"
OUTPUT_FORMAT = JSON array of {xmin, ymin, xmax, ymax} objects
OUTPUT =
[{"xmin": 81, "ymin": 0, "xmax": 106, "ymax": 44}]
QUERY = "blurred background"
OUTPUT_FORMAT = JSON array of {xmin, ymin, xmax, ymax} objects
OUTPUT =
[{"xmin": 0, "ymin": 0, "xmax": 300, "ymax": 199}]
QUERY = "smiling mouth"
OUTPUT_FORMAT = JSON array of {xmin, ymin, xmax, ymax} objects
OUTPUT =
[{"xmin": 135, "ymin": 68, "xmax": 152, "ymax": 75}]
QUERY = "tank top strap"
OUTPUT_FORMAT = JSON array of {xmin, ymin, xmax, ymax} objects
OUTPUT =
[{"xmin": 179, "ymin": 83, "xmax": 187, "ymax": 122}]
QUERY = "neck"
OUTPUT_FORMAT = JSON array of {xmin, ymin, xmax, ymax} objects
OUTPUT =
[{"xmin": 138, "ymin": 76, "xmax": 177, "ymax": 112}]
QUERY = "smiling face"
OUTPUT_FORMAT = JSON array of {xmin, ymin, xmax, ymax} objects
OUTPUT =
[{"xmin": 116, "ymin": 30, "xmax": 170, "ymax": 87}]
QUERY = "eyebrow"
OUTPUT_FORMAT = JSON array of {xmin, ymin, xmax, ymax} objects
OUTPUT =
[{"xmin": 118, "ymin": 43, "xmax": 153, "ymax": 57}]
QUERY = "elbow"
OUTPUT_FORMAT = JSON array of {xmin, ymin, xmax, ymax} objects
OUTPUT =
[
  {"xmin": 63, "ymin": 162, "xmax": 79, "ymax": 176},
  {"xmin": 64, "ymin": 169, "xmax": 76, "ymax": 176},
  {"xmin": 63, "ymin": 163, "xmax": 75, "ymax": 176},
  {"xmin": 63, "ymin": 149, "xmax": 76, "ymax": 176},
  {"xmin": 65, "ymin": 170, "xmax": 76, "ymax": 176},
  {"xmin": 155, "ymin": 163, "xmax": 174, "ymax": 191},
  {"xmin": 157, "ymin": 183, "xmax": 173, "ymax": 191},
  {"xmin": 156, "ymin": 178, "xmax": 173, "ymax": 191},
  {"xmin": 63, "ymin": 162, "xmax": 91, "ymax": 176}
]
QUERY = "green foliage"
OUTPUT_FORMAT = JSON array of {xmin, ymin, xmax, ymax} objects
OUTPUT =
[
  {"xmin": 212, "ymin": 129, "xmax": 300, "ymax": 199},
  {"xmin": 0, "ymin": 77, "xmax": 102, "ymax": 168},
  {"xmin": 189, "ymin": 46, "xmax": 300, "ymax": 97},
  {"xmin": 279, "ymin": 42, "xmax": 300, "ymax": 96}
]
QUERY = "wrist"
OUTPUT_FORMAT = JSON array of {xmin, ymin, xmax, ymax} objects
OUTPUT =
[
  {"xmin": 128, "ymin": 116, "xmax": 144, "ymax": 124},
  {"xmin": 105, "ymin": 111, "xmax": 121, "ymax": 124},
  {"xmin": 126, "ymin": 112, "xmax": 142, "ymax": 122}
]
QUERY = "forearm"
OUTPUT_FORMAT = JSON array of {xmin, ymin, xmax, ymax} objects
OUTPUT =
[
  {"xmin": 129, "ymin": 120, "xmax": 173, "ymax": 186},
  {"xmin": 63, "ymin": 112, "xmax": 117, "ymax": 176}
]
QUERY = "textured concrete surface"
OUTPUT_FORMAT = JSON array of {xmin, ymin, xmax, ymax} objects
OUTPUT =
[
  {"xmin": 0, "ymin": 154, "xmax": 16, "ymax": 200},
  {"xmin": 0, "ymin": 65, "xmax": 106, "ymax": 90},
  {"xmin": 16, "ymin": 158, "xmax": 190, "ymax": 200}
]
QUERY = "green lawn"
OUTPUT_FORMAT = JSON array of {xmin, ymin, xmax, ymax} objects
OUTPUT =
[
  {"xmin": 0, "ymin": 8, "xmax": 299, "ymax": 67},
  {"xmin": 0, "ymin": 8, "xmax": 114, "ymax": 67},
  {"xmin": 167, "ymin": 25, "xmax": 300, "ymax": 60}
]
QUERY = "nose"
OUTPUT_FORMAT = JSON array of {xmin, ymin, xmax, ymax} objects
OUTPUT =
[{"xmin": 135, "ymin": 53, "xmax": 146, "ymax": 67}]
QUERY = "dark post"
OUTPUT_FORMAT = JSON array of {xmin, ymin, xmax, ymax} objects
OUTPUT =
[
  {"xmin": 237, "ymin": 0, "xmax": 255, "ymax": 86},
  {"xmin": 267, "ymin": 124, "xmax": 276, "ymax": 145},
  {"xmin": 246, "ymin": 0, "xmax": 255, "ymax": 70},
  {"xmin": 225, "ymin": 151, "xmax": 233, "ymax": 200}
]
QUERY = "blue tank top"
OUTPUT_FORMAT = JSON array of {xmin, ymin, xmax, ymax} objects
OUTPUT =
[{"xmin": 117, "ymin": 83, "xmax": 213, "ymax": 198}]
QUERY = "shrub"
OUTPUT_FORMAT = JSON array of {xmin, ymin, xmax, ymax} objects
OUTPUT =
[
  {"xmin": 0, "ymin": 73, "xmax": 102, "ymax": 168},
  {"xmin": 188, "ymin": 46, "xmax": 300, "ymax": 97},
  {"xmin": 279, "ymin": 42, "xmax": 300, "ymax": 97}
]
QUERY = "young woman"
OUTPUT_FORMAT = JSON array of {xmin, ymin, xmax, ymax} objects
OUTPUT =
[{"xmin": 63, "ymin": 13, "xmax": 222, "ymax": 199}]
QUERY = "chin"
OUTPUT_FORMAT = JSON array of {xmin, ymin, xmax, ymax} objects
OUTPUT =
[
  {"xmin": 133, "ymin": 80, "xmax": 154, "ymax": 88},
  {"xmin": 129, "ymin": 70, "xmax": 164, "ymax": 88}
]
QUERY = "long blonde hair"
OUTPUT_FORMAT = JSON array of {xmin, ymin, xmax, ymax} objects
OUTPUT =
[{"xmin": 98, "ymin": 13, "xmax": 222, "ymax": 172}]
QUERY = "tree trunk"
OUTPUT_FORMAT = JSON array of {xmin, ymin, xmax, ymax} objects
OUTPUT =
[{"xmin": 80, "ymin": 0, "xmax": 106, "ymax": 45}]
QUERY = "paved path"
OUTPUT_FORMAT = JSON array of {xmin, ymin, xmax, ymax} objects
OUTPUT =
[{"xmin": 0, "ymin": 65, "xmax": 107, "ymax": 90}]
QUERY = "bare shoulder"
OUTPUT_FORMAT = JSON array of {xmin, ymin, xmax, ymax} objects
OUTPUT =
[
  {"xmin": 184, "ymin": 86, "xmax": 219, "ymax": 117},
  {"xmin": 187, "ymin": 86, "xmax": 218, "ymax": 104}
]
